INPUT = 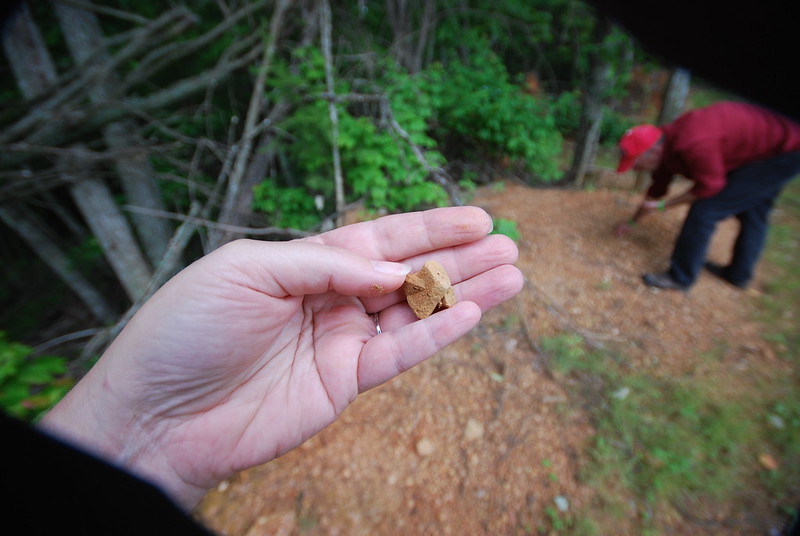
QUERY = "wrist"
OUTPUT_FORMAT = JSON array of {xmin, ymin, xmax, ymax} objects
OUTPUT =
[{"xmin": 39, "ymin": 364, "xmax": 207, "ymax": 509}]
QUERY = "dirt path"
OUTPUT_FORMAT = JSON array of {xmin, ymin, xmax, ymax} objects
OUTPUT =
[{"xmin": 196, "ymin": 181, "xmax": 791, "ymax": 535}]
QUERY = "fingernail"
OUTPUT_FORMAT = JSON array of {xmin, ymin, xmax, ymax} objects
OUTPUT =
[{"xmin": 371, "ymin": 260, "xmax": 411, "ymax": 276}]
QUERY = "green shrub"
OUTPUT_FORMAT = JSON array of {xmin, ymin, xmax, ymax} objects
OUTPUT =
[
  {"xmin": 551, "ymin": 89, "xmax": 582, "ymax": 137},
  {"xmin": 491, "ymin": 218, "xmax": 521, "ymax": 242},
  {"xmin": 424, "ymin": 46, "xmax": 562, "ymax": 181},
  {"xmin": 0, "ymin": 332, "xmax": 72, "ymax": 421},
  {"xmin": 253, "ymin": 49, "xmax": 448, "ymax": 229}
]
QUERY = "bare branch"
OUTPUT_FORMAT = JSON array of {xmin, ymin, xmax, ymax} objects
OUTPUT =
[
  {"xmin": 123, "ymin": 205, "xmax": 313, "ymax": 238},
  {"xmin": 320, "ymin": 0, "xmax": 346, "ymax": 227},
  {"xmin": 53, "ymin": 0, "xmax": 153, "ymax": 25},
  {"xmin": 381, "ymin": 99, "xmax": 463, "ymax": 206},
  {"xmin": 33, "ymin": 328, "xmax": 103, "ymax": 355},
  {"xmin": 209, "ymin": 0, "xmax": 291, "ymax": 249},
  {"xmin": 121, "ymin": 0, "xmax": 269, "ymax": 92},
  {"xmin": 0, "ymin": 7, "xmax": 197, "ymax": 145}
]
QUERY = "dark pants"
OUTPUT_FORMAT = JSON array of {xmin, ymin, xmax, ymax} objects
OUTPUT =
[{"xmin": 668, "ymin": 151, "xmax": 800, "ymax": 287}]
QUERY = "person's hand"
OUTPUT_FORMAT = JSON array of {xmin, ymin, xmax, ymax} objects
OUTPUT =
[
  {"xmin": 641, "ymin": 199, "xmax": 663, "ymax": 211},
  {"xmin": 40, "ymin": 206, "xmax": 523, "ymax": 509},
  {"xmin": 614, "ymin": 220, "xmax": 634, "ymax": 237}
]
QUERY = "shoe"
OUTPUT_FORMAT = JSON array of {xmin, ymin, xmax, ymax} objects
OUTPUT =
[
  {"xmin": 642, "ymin": 272, "xmax": 689, "ymax": 291},
  {"xmin": 704, "ymin": 261, "xmax": 747, "ymax": 289}
]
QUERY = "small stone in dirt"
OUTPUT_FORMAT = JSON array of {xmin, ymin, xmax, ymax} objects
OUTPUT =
[
  {"xmin": 464, "ymin": 419, "xmax": 484, "ymax": 441},
  {"xmin": 416, "ymin": 438, "xmax": 435, "ymax": 456},
  {"xmin": 612, "ymin": 386, "xmax": 631, "ymax": 400},
  {"xmin": 768, "ymin": 415, "xmax": 785, "ymax": 429},
  {"xmin": 554, "ymin": 495, "xmax": 569, "ymax": 512},
  {"xmin": 759, "ymin": 453, "xmax": 779, "ymax": 471}
]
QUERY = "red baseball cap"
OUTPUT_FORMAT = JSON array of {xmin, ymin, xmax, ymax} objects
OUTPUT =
[{"xmin": 616, "ymin": 125, "xmax": 663, "ymax": 172}]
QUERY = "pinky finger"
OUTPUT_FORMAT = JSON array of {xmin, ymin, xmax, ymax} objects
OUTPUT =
[{"xmin": 356, "ymin": 301, "xmax": 481, "ymax": 392}]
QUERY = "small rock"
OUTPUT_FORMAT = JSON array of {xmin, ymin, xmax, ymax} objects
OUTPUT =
[
  {"xmin": 554, "ymin": 496, "xmax": 569, "ymax": 512},
  {"xmin": 464, "ymin": 419, "xmax": 484, "ymax": 441},
  {"xmin": 416, "ymin": 438, "xmax": 435, "ymax": 456},
  {"xmin": 612, "ymin": 386, "xmax": 630, "ymax": 400},
  {"xmin": 759, "ymin": 453, "xmax": 779, "ymax": 471},
  {"xmin": 504, "ymin": 338, "xmax": 518, "ymax": 353},
  {"xmin": 768, "ymin": 415, "xmax": 785, "ymax": 429}
]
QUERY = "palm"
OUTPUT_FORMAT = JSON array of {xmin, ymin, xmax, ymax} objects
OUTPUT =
[
  {"xmin": 127, "ymin": 270, "xmax": 374, "ymax": 487},
  {"xmin": 46, "ymin": 207, "xmax": 524, "ymax": 508}
]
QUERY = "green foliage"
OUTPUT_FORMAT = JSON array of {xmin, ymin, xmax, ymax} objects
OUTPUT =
[
  {"xmin": 252, "ymin": 184, "xmax": 321, "ymax": 230},
  {"xmin": 598, "ymin": 108, "xmax": 634, "ymax": 146},
  {"xmin": 253, "ymin": 48, "xmax": 448, "ymax": 229},
  {"xmin": 0, "ymin": 332, "xmax": 72, "ymax": 421},
  {"xmin": 540, "ymin": 333, "xmax": 593, "ymax": 375},
  {"xmin": 551, "ymin": 90, "xmax": 583, "ymax": 136},
  {"xmin": 552, "ymin": 89, "xmax": 634, "ymax": 145},
  {"xmin": 424, "ymin": 45, "xmax": 562, "ymax": 181},
  {"xmin": 600, "ymin": 375, "xmax": 752, "ymax": 505},
  {"xmin": 491, "ymin": 218, "xmax": 521, "ymax": 242},
  {"xmin": 67, "ymin": 237, "xmax": 104, "ymax": 276}
]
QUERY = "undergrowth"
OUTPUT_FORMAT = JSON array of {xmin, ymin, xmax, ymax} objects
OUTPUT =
[{"xmin": 539, "ymin": 331, "xmax": 798, "ymax": 534}]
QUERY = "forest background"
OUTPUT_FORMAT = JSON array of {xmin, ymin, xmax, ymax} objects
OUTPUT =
[
  {"xmin": 2, "ymin": 1, "xmax": 798, "ymax": 534},
  {"xmin": 1, "ymin": 0, "xmax": 666, "ymax": 395}
]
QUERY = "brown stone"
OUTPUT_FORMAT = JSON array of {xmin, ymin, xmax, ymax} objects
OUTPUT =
[{"xmin": 402, "ymin": 260, "xmax": 457, "ymax": 319}]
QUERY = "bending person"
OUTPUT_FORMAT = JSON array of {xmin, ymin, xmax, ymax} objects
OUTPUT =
[{"xmin": 614, "ymin": 101, "xmax": 800, "ymax": 291}]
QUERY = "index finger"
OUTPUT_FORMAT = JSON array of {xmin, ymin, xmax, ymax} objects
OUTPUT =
[{"xmin": 303, "ymin": 206, "xmax": 493, "ymax": 261}]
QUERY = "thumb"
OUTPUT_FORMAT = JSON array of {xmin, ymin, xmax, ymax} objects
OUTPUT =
[{"xmin": 214, "ymin": 239, "xmax": 411, "ymax": 298}]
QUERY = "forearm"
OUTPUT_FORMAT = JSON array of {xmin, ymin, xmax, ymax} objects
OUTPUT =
[
  {"xmin": 663, "ymin": 187, "xmax": 699, "ymax": 208},
  {"xmin": 636, "ymin": 187, "xmax": 698, "ymax": 219}
]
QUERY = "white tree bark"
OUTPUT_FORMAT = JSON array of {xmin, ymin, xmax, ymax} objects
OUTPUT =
[
  {"xmin": 2, "ymin": 2, "xmax": 153, "ymax": 303},
  {"xmin": 320, "ymin": 0, "xmax": 346, "ymax": 227},
  {"xmin": 208, "ymin": 0, "xmax": 291, "ymax": 249},
  {"xmin": 54, "ymin": 2, "xmax": 172, "ymax": 265}
]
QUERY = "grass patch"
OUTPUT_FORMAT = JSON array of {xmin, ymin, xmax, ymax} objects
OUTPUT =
[
  {"xmin": 750, "ymin": 178, "xmax": 800, "ymax": 507},
  {"xmin": 539, "ymin": 333, "xmax": 791, "ymax": 534},
  {"xmin": 758, "ymin": 179, "xmax": 800, "ymax": 360}
]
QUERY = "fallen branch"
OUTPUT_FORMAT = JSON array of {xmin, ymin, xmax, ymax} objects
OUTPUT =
[{"xmin": 123, "ymin": 205, "xmax": 313, "ymax": 238}]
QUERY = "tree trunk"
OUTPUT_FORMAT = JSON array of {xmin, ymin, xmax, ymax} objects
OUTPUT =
[
  {"xmin": 658, "ymin": 67, "xmax": 691, "ymax": 125},
  {"xmin": 208, "ymin": 0, "xmax": 290, "ymax": 249},
  {"xmin": 634, "ymin": 67, "xmax": 691, "ymax": 190},
  {"xmin": 0, "ymin": 205, "xmax": 116, "ymax": 323},
  {"xmin": 63, "ymin": 153, "xmax": 154, "ymax": 302},
  {"xmin": 385, "ymin": 0, "xmax": 433, "ymax": 74},
  {"xmin": 2, "ymin": 2, "xmax": 153, "ymax": 304},
  {"xmin": 564, "ymin": 15, "xmax": 614, "ymax": 188},
  {"xmin": 54, "ymin": 2, "xmax": 172, "ymax": 266},
  {"xmin": 320, "ymin": 0, "xmax": 346, "ymax": 227}
]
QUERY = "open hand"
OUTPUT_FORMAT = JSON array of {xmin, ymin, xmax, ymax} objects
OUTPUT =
[{"xmin": 41, "ymin": 206, "xmax": 523, "ymax": 508}]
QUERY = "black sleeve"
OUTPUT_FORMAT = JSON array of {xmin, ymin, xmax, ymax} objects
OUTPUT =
[{"xmin": 1, "ymin": 412, "xmax": 215, "ymax": 535}]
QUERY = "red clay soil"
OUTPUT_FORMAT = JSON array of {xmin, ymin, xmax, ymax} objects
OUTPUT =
[{"xmin": 196, "ymin": 179, "xmax": 794, "ymax": 535}]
